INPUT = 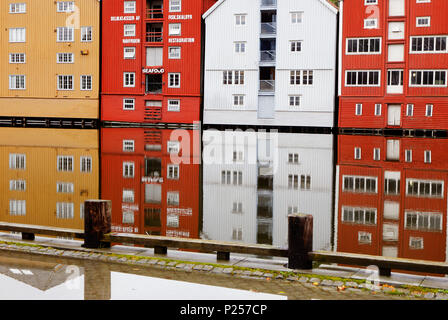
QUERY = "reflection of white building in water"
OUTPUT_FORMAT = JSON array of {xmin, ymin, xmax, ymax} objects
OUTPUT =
[{"xmin": 202, "ymin": 130, "xmax": 334, "ymax": 251}]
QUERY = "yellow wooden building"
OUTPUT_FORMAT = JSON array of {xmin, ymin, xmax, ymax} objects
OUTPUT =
[
  {"xmin": 0, "ymin": 128, "xmax": 99, "ymax": 230},
  {"xmin": 0, "ymin": 0, "xmax": 100, "ymax": 119}
]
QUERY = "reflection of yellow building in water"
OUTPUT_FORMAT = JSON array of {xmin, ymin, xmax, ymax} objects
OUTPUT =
[
  {"xmin": 0, "ymin": 0, "xmax": 99, "ymax": 119},
  {"xmin": 0, "ymin": 128, "xmax": 98, "ymax": 230}
]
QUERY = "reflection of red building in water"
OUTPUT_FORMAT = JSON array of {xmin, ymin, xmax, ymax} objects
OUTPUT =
[
  {"xmin": 101, "ymin": 128, "xmax": 200, "ymax": 239},
  {"xmin": 336, "ymin": 135, "xmax": 448, "ymax": 262},
  {"xmin": 101, "ymin": 0, "xmax": 216, "ymax": 124}
]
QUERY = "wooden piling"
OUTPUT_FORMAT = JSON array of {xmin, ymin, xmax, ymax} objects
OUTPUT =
[
  {"xmin": 83, "ymin": 200, "xmax": 112, "ymax": 249},
  {"xmin": 288, "ymin": 214, "xmax": 313, "ymax": 269}
]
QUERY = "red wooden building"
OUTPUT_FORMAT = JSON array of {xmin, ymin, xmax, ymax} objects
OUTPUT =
[
  {"xmin": 101, "ymin": 0, "xmax": 216, "ymax": 124},
  {"xmin": 101, "ymin": 127, "xmax": 201, "ymax": 238},
  {"xmin": 336, "ymin": 135, "xmax": 448, "ymax": 262},
  {"xmin": 339, "ymin": 0, "xmax": 448, "ymax": 130}
]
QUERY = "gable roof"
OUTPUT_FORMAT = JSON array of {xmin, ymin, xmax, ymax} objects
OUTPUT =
[{"xmin": 203, "ymin": 0, "xmax": 338, "ymax": 19}]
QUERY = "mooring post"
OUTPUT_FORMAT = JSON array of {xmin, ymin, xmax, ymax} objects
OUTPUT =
[
  {"xmin": 288, "ymin": 214, "xmax": 313, "ymax": 269},
  {"xmin": 83, "ymin": 200, "xmax": 112, "ymax": 249}
]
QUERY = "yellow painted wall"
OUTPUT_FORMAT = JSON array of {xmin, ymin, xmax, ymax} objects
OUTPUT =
[
  {"xmin": 0, "ymin": 0, "xmax": 100, "ymax": 119},
  {"xmin": 0, "ymin": 128, "xmax": 99, "ymax": 230}
]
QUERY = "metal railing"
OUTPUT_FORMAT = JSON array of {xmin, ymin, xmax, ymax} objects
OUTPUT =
[
  {"xmin": 261, "ymin": 22, "xmax": 276, "ymax": 35},
  {"xmin": 259, "ymin": 80, "xmax": 275, "ymax": 92},
  {"xmin": 145, "ymin": 82, "xmax": 163, "ymax": 94},
  {"xmin": 260, "ymin": 50, "xmax": 276, "ymax": 62},
  {"xmin": 146, "ymin": 8, "xmax": 163, "ymax": 19},
  {"xmin": 146, "ymin": 31, "xmax": 163, "ymax": 43}
]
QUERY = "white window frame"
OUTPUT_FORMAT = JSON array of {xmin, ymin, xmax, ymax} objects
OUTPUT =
[
  {"xmin": 57, "ymin": 27, "xmax": 74, "ymax": 42},
  {"xmin": 345, "ymin": 70, "xmax": 381, "ymax": 87},
  {"xmin": 57, "ymin": 75, "xmax": 74, "ymax": 90},
  {"xmin": 354, "ymin": 147, "xmax": 362, "ymax": 159},
  {"xmin": 9, "ymin": 53, "xmax": 26, "ymax": 64},
  {"xmin": 57, "ymin": 155, "xmax": 74, "ymax": 172},
  {"xmin": 355, "ymin": 104, "xmax": 363, "ymax": 115},
  {"xmin": 9, "ymin": 75, "xmax": 26, "ymax": 90},
  {"xmin": 9, "ymin": 154, "xmax": 26, "ymax": 169},
  {"xmin": 124, "ymin": 24, "xmax": 136, "ymax": 37},
  {"xmin": 346, "ymin": 37, "xmax": 382, "ymax": 55},
  {"xmin": 56, "ymin": 182, "xmax": 74, "ymax": 193},
  {"xmin": 9, "ymin": 28, "xmax": 26, "ymax": 43},
  {"xmin": 124, "ymin": 1, "xmax": 136, "ymax": 13},
  {"xmin": 375, "ymin": 103, "xmax": 382, "ymax": 116},
  {"xmin": 56, "ymin": 202, "xmax": 74, "ymax": 219},
  {"xmin": 235, "ymin": 14, "xmax": 247, "ymax": 26},
  {"xmin": 169, "ymin": 0, "xmax": 181, "ymax": 12},
  {"xmin": 168, "ymin": 23, "xmax": 181, "ymax": 36},
  {"xmin": 364, "ymin": 19, "xmax": 378, "ymax": 29},
  {"xmin": 10, "ymin": 180, "xmax": 26, "ymax": 191},
  {"xmin": 291, "ymin": 12, "xmax": 303, "ymax": 24},
  {"xmin": 9, "ymin": 200, "xmax": 26, "ymax": 216},
  {"xmin": 122, "ymin": 189, "xmax": 135, "ymax": 203},
  {"xmin": 406, "ymin": 104, "xmax": 414, "ymax": 116},
  {"xmin": 80, "ymin": 75, "xmax": 92, "ymax": 91},
  {"xmin": 426, "ymin": 104, "xmax": 433, "ymax": 117},
  {"xmin": 123, "ymin": 161, "xmax": 135, "ymax": 178},
  {"xmin": 233, "ymin": 95, "xmax": 245, "ymax": 107},
  {"xmin": 167, "ymin": 164, "xmax": 179, "ymax": 180},
  {"xmin": 123, "ymin": 140, "xmax": 135, "ymax": 152},
  {"xmin": 410, "ymin": 36, "xmax": 448, "ymax": 54},
  {"xmin": 81, "ymin": 26, "xmax": 93, "ymax": 42},
  {"xmin": 124, "ymin": 47, "xmax": 136, "ymax": 59},
  {"xmin": 373, "ymin": 148, "xmax": 381, "ymax": 161},
  {"xmin": 57, "ymin": 1, "xmax": 75, "ymax": 12},
  {"xmin": 342, "ymin": 175, "xmax": 378, "ymax": 193},
  {"xmin": 168, "ymin": 47, "xmax": 181, "ymax": 59},
  {"xmin": 234, "ymin": 41, "xmax": 246, "ymax": 53},
  {"xmin": 123, "ymin": 72, "xmax": 136, "ymax": 87},
  {"xmin": 289, "ymin": 95, "xmax": 301, "ymax": 107},
  {"xmin": 167, "ymin": 99, "xmax": 180, "ymax": 112},
  {"xmin": 57, "ymin": 53, "xmax": 74, "ymax": 64},
  {"xmin": 409, "ymin": 70, "xmax": 447, "ymax": 87},
  {"xmin": 406, "ymin": 178, "xmax": 444, "ymax": 198},
  {"xmin": 9, "ymin": 3, "xmax": 26, "ymax": 13},
  {"xmin": 168, "ymin": 73, "xmax": 181, "ymax": 88},
  {"xmin": 416, "ymin": 16, "xmax": 431, "ymax": 27},
  {"xmin": 123, "ymin": 98, "xmax": 135, "ymax": 110},
  {"xmin": 80, "ymin": 156, "xmax": 92, "ymax": 173}
]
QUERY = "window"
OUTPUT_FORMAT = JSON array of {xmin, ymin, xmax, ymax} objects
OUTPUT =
[
  {"xmin": 123, "ymin": 211, "xmax": 135, "ymax": 224},
  {"xmin": 168, "ymin": 47, "xmax": 181, "ymax": 59},
  {"xmin": 167, "ymin": 164, "xmax": 179, "ymax": 179},
  {"xmin": 290, "ymin": 70, "xmax": 313, "ymax": 85},
  {"xmin": 358, "ymin": 232, "xmax": 372, "ymax": 244},
  {"xmin": 167, "ymin": 214, "xmax": 179, "ymax": 228},
  {"xmin": 57, "ymin": 53, "xmax": 74, "ymax": 63},
  {"xmin": 232, "ymin": 227, "xmax": 243, "ymax": 241},
  {"xmin": 9, "ymin": 3, "xmax": 26, "ymax": 13},
  {"xmin": 364, "ymin": 19, "xmax": 378, "ymax": 29},
  {"xmin": 9, "ymin": 75, "xmax": 25, "ymax": 90},
  {"xmin": 167, "ymin": 191, "xmax": 180, "ymax": 205},
  {"xmin": 346, "ymin": 70, "xmax": 380, "ymax": 86},
  {"xmin": 374, "ymin": 148, "xmax": 381, "ymax": 161},
  {"xmin": 354, "ymin": 147, "xmax": 361, "ymax": 159},
  {"xmin": 81, "ymin": 26, "xmax": 92, "ymax": 42},
  {"xmin": 233, "ymin": 150, "xmax": 244, "ymax": 162},
  {"xmin": 169, "ymin": 23, "xmax": 181, "ymax": 36},
  {"xmin": 300, "ymin": 175, "xmax": 311, "ymax": 190},
  {"xmin": 289, "ymin": 96, "xmax": 300, "ymax": 107},
  {"xmin": 167, "ymin": 99, "xmax": 180, "ymax": 112},
  {"xmin": 426, "ymin": 104, "xmax": 433, "ymax": 117},
  {"xmin": 343, "ymin": 175, "xmax": 378, "ymax": 193},
  {"xmin": 355, "ymin": 104, "xmax": 362, "ymax": 115},
  {"xmin": 10, "ymin": 180, "xmax": 26, "ymax": 191},
  {"xmin": 81, "ymin": 75, "xmax": 92, "ymax": 91},
  {"xmin": 405, "ymin": 211, "xmax": 442, "ymax": 231},
  {"xmin": 385, "ymin": 174, "xmax": 400, "ymax": 195},
  {"xmin": 57, "ymin": 27, "xmax": 74, "ymax": 42},
  {"xmin": 416, "ymin": 17, "xmax": 431, "ymax": 27},
  {"xmin": 411, "ymin": 36, "xmax": 447, "ymax": 53},
  {"xmin": 123, "ymin": 162, "xmax": 135, "ymax": 178},
  {"xmin": 124, "ymin": 24, "xmax": 136, "ymax": 37},
  {"xmin": 234, "ymin": 71, "xmax": 245, "ymax": 84},
  {"xmin": 221, "ymin": 170, "xmax": 231, "ymax": 184},
  {"xmin": 290, "ymin": 41, "xmax": 302, "ymax": 52},
  {"xmin": 232, "ymin": 202, "xmax": 243, "ymax": 214},
  {"xmin": 406, "ymin": 179, "xmax": 443, "ymax": 198},
  {"xmin": 123, "ymin": 140, "xmax": 135, "ymax": 152},
  {"xmin": 222, "ymin": 170, "xmax": 242, "ymax": 185},
  {"xmin": 57, "ymin": 75, "xmax": 74, "ymax": 90},
  {"xmin": 123, "ymin": 72, "xmax": 135, "ymax": 87},
  {"xmin": 169, "ymin": 0, "xmax": 181, "ymax": 12},
  {"xmin": 410, "ymin": 70, "xmax": 447, "ymax": 87},
  {"xmin": 342, "ymin": 207, "xmax": 377, "ymax": 225},
  {"xmin": 123, "ymin": 98, "xmax": 135, "ymax": 110},
  {"xmin": 288, "ymin": 174, "xmax": 299, "ymax": 189},
  {"xmin": 406, "ymin": 104, "xmax": 414, "ymax": 116},
  {"xmin": 9, "ymin": 154, "xmax": 26, "ymax": 169},
  {"xmin": 167, "ymin": 141, "xmax": 180, "ymax": 153},
  {"xmin": 346, "ymin": 38, "xmax": 381, "ymax": 54},
  {"xmin": 288, "ymin": 153, "xmax": 299, "ymax": 164},
  {"xmin": 223, "ymin": 70, "xmax": 245, "ymax": 85},
  {"xmin": 9, "ymin": 53, "xmax": 25, "ymax": 63},
  {"xmin": 365, "ymin": 0, "xmax": 378, "ymax": 4},
  {"xmin": 9, "ymin": 200, "xmax": 26, "ymax": 216},
  {"xmin": 56, "ymin": 182, "xmax": 74, "ymax": 193},
  {"xmin": 409, "ymin": 237, "xmax": 424, "ymax": 250},
  {"xmin": 233, "ymin": 95, "xmax": 244, "ymax": 107},
  {"xmin": 124, "ymin": 1, "xmax": 136, "ymax": 13},
  {"xmin": 57, "ymin": 156, "xmax": 73, "ymax": 172},
  {"xmin": 291, "ymin": 12, "xmax": 303, "ymax": 24},
  {"xmin": 234, "ymin": 42, "xmax": 246, "ymax": 53},
  {"xmin": 424, "ymin": 150, "xmax": 432, "ymax": 163},
  {"xmin": 235, "ymin": 14, "xmax": 246, "ymax": 26},
  {"xmin": 57, "ymin": 1, "xmax": 75, "ymax": 12},
  {"xmin": 122, "ymin": 189, "xmax": 135, "ymax": 203},
  {"xmin": 56, "ymin": 202, "xmax": 74, "ymax": 219},
  {"xmin": 9, "ymin": 28, "xmax": 25, "ymax": 42},
  {"xmin": 168, "ymin": 73, "xmax": 180, "ymax": 88},
  {"xmin": 81, "ymin": 156, "xmax": 92, "ymax": 173},
  {"xmin": 405, "ymin": 149, "xmax": 412, "ymax": 162},
  {"xmin": 124, "ymin": 47, "xmax": 136, "ymax": 59},
  {"xmin": 375, "ymin": 104, "xmax": 382, "ymax": 116}
]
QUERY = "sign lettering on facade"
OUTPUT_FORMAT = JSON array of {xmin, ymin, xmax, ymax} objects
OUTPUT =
[
  {"xmin": 168, "ymin": 15, "xmax": 193, "ymax": 20},
  {"xmin": 142, "ymin": 176, "xmax": 164, "ymax": 183},
  {"xmin": 167, "ymin": 207, "xmax": 193, "ymax": 216},
  {"xmin": 142, "ymin": 68, "xmax": 165, "ymax": 74},
  {"xmin": 111, "ymin": 16, "xmax": 141, "ymax": 21},
  {"xmin": 168, "ymin": 38, "xmax": 195, "ymax": 43},
  {"xmin": 123, "ymin": 38, "xmax": 141, "ymax": 44}
]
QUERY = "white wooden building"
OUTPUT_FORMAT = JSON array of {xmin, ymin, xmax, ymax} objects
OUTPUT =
[
  {"xmin": 202, "ymin": 130, "xmax": 334, "ymax": 251},
  {"xmin": 202, "ymin": 0, "xmax": 338, "ymax": 128}
]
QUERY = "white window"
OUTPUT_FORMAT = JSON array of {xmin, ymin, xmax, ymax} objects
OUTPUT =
[
  {"xmin": 365, "ymin": 0, "xmax": 378, "ymax": 4},
  {"xmin": 288, "ymin": 174, "xmax": 299, "ymax": 189},
  {"xmin": 167, "ymin": 214, "xmax": 179, "ymax": 228},
  {"xmin": 168, "ymin": 73, "xmax": 180, "ymax": 88},
  {"xmin": 9, "ymin": 200, "xmax": 26, "ymax": 216},
  {"xmin": 57, "ymin": 75, "xmax": 74, "ymax": 90},
  {"xmin": 9, "ymin": 75, "xmax": 26, "ymax": 90},
  {"xmin": 289, "ymin": 95, "xmax": 300, "ymax": 107},
  {"xmin": 9, "ymin": 28, "xmax": 25, "ymax": 42},
  {"xmin": 406, "ymin": 104, "xmax": 414, "ymax": 116},
  {"xmin": 355, "ymin": 104, "xmax": 363, "ymax": 115},
  {"xmin": 167, "ymin": 164, "xmax": 179, "ymax": 179},
  {"xmin": 57, "ymin": 27, "xmax": 74, "ymax": 42},
  {"xmin": 406, "ymin": 179, "xmax": 443, "ymax": 198},
  {"xmin": 234, "ymin": 42, "xmax": 246, "ymax": 53},
  {"xmin": 232, "ymin": 227, "xmax": 243, "ymax": 241},
  {"xmin": 57, "ymin": 1, "xmax": 75, "ymax": 12},
  {"xmin": 124, "ymin": 1, "xmax": 136, "ymax": 13},
  {"xmin": 9, "ymin": 154, "xmax": 26, "ymax": 169},
  {"xmin": 123, "ymin": 72, "xmax": 135, "ymax": 87},
  {"xmin": 288, "ymin": 153, "xmax": 299, "ymax": 164},
  {"xmin": 81, "ymin": 156, "xmax": 92, "ymax": 173},
  {"xmin": 167, "ymin": 191, "xmax": 180, "ymax": 205},
  {"xmin": 409, "ymin": 237, "xmax": 424, "ymax": 250},
  {"xmin": 81, "ymin": 26, "xmax": 92, "ymax": 42},
  {"xmin": 416, "ymin": 16, "xmax": 431, "ymax": 27},
  {"xmin": 169, "ymin": 23, "xmax": 181, "ymax": 36},
  {"xmin": 290, "ymin": 70, "xmax": 313, "ymax": 85},
  {"xmin": 221, "ymin": 170, "xmax": 231, "ymax": 184},
  {"xmin": 235, "ymin": 14, "xmax": 246, "ymax": 26},
  {"xmin": 405, "ymin": 211, "xmax": 442, "ymax": 231},
  {"xmin": 343, "ymin": 175, "xmax": 378, "ymax": 193},
  {"xmin": 426, "ymin": 104, "xmax": 433, "ymax": 116},
  {"xmin": 122, "ymin": 189, "xmax": 135, "ymax": 203},
  {"xmin": 424, "ymin": 150, "xmax": 432, "ymax": 163},
  {"xmin": 168, "ymin": 47, "xmax": 181, "ymax": 59},
  {"xmin": 169, "ymin": 0, "xmax": 181, "ymax": 12},
  {"xmin": 358, "ymin": 232, "xmax": 372, "ymax": 244},
  {"xmin": 291, "ymin": 12, "xmax": 303, "ymax": 24},
  {"xmin": 123, "ymin": 162, "xmax": 135, "ymax": 178},
  {"xmin": 374, "ymin": 148, "xmax": 381, "ymax": 161},
  {"xmin": 81, "ymin": 75, "xmax": 92, "ymax": 91},
  {"xmin": 9, "ymin": 3, "xmax": 26, "ymax": 13},
  {"xmin": 232, "ymin": 202, "xmax": 243, "ymax": 213},
  {"xmin": 342, "ymin": 207, "xmax": 377, "ymax": 225},
  {"xmin": 346, "ymin": 38, "xmax": 381, "ymax": 54},
  {"xmin": 346, "ymin": 70, "xmax": 381, "ymax": 86},
  {"xmin": 233, "ymin": 95, "xmax": 244, "ymax": 106},
  {"xmin": 123, "ymin": 140, "xmax": 135, "ymax": 152},
  {"xmin": 405, "ymin": 149, "xmax": 412, "ymax": 162},
  {"xmin": 123, "ymin": 98, "xmax": 135, "ymax": 110},
  {"xmin": 57, "ymin": 53, "xmax": 74, "ymax": 63},
  {"xmin": 10, "ymin": 180, "xmax": 26, "ymax": 191},
  {"xmin": 122, "ymin": 211, "xmax": 135, "ymax": 224},
  {"xmin": 57, "ymin": 155, "xmax": 74, "ymax": 171},
  {"xmin": 375, "ymin": 104, "xmax": 382, "ymax": 116},
  {"xmin": 124, "ymin": 47, "xmax": 136, "ymax": 59},
  {"xmin": 290, "ymin": 41, "xmax": 302, "ymax": 52},
  {"xmin": 80, "ymin": 203, "xmax": 85, "ymax": 219},
  {"xmin": 167, "ymin": 99, "xmax": 180, "ymax": 112},
  {"xmin": 354, "ymin": 147, "xmax": 362, "ymax": 159},
  {"xmin": 410, "ymin": 70, "xmax": 447, "ymax": 87},
  {"xmin": 167, "ymin": 141, "xmax": 180, "ymax": 153},
  {"xmin": 411, "ymin": 36, "xmax": 447, "ymax": 53},
  {"xmin": 124, "ymin": 24, "xmax": 136, "ymax": 37},
  {"xmin": 364, "ymin": 19, "xmax": 378, "ymax": 29},
  {"xmin": 300, "ymin": 175, "xmax": 311, "ymax": 190},
  {"xmin": 9, "ymin": 53, "xmax": 26, "ymax": 64},
  {"xmin": 56, "ymin": 202, "xmax": 74, "ymax": 219},
  {"xmin": 56, "ymin": 182, "xmax": 74, "ymax": 193}
]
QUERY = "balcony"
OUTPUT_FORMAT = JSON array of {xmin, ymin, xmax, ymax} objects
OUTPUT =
[
  {"xmin": 146, "ymin": 8, "xmax": 163, "ymax": 20},
  {"xmin": 259, "ymin": 80, "xmax": 275, "ymax": 92},
  {"xmin": 260, "ymin": 22, "xmax": 276, "ymax": 36},
  {"xmin": 146, "ymin": 31, "xmax": 163, "ymax": 44},
  {"xmin": 260, "ymin": 50, "xmax": 276, "ymax": 63}
]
